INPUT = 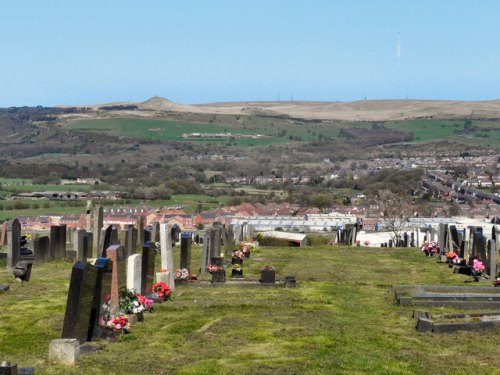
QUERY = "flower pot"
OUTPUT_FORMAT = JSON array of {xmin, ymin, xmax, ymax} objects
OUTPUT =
[
  {"xmin": 260, "ymin": 269, "xmax": 275, "ymax": 284},
  {"xmin": 243, "ymin": 251, "xmax": 250, "ymax": 259},
  {"xmin": 231, "ymin": 257, "xmax": 243, "ymax": 265},
  {"xmin": 211, "ymin": 270, "xmax": 225, "ymax": 283},
  {"xmin": 175, "ymin": 279, "xmax": 187, "ymax": 287},
  {"xmin": 231, "ymin": 269, "xmax": 243, "ymax": 279}
]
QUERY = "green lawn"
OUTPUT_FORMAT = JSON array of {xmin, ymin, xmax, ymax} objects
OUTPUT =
[{"xmin": 1, "ymin": 245, "xmax": 498, "ymax": 374}]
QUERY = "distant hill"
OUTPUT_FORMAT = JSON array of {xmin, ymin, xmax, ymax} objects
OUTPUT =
[{"xmin": 58, "ymin": 97, "xmax": 500, "ymax": 122}]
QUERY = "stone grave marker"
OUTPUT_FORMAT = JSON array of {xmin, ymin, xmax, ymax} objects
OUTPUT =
[
  {"xmin": 106, "ymin": 245, "xmax": 127, "ymax": 315},
  {"xmin": 61, "ymin": 261, "xmax": 98, "ymax": 343},
  {"xmin": 6, "ymin": 218, "xmax": 21, "ymax": 270},
  {"xmin": 201, "ymin": 233, "xmax": 209, "ymax": 275},
  {"xmin": 50, "ymin": 225, "xmax": 67, "ymax": 260},
  {"xmin": 90, "ymin": 257, "xmax": 112, "ymax": 340},
  {"xmin": 127, "ymin": 253, "xmax": 142, "ymax": 293},
  {"xmin": 110, "ymin": 226, "xmax": 119, "ymax": 246},
  {"xmin": 151, "ymin": 221, "xmax": 160, "ymax": 242},
  {"xmin": 141, "ymin": 241, "xmax": 157, "ymax": 295},
  {"xmin": 100, "ymin": 225, "xmax": 113, "ymax": 258},
  {"xmin": 34, "ymin": 236, "xmax": 50, "ymax": 264},
  {"xmin": 471, "ymin": 229, "xmax": 487, "ymax": 266},
  {"xmin": 180, "ymin": 232, "xmax": 191, "ymax": 272},
  {"xmin": 74, "ymin": 230, "xmax": 87, "ymax": 262},
  {"xmin": 488, "ymin": 239, "xmax": 497, "ymax": 277},
  {"xmin": 136, "ymin": 216, "xmax": 145, "ymax": 250},
  {"xmin": 226, "ymin": 225, "xmax": 235, "ymax": 257},
  {"xmin": 124, "ymin": 225, "xmax": 135, "ymax": 255},
  {"xmin": 159, "ymin": 223, "xmax": 175, "ymax": 288},
  {"xmin": 0, "ymin": 221, "xmax": 7, "ymax": 246},
  {"xmin": 92, "ymin": 205, "xmax": 103, "ymax": 258}
]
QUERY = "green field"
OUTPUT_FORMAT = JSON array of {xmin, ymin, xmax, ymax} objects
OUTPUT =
[
  {"xmin": 65, "ymin": 116, "xmax": 500, "ymax": 149},
  {"xmin": 0, "ymin": 245, "xmax": 498, "ymax": 374}
]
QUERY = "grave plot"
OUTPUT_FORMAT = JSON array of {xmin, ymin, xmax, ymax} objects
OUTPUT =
[
  {"xmin": 393, "ymin": 285, "xmax": 500, "ymax": 309},
  {"xmin": 414, "ymin": 310, "xmax": 500, "ymax": 333}
]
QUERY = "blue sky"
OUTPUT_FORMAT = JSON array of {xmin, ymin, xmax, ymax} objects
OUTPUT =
[{"xmin": 1, "ymin": 0, "xmax": 499, "ymax": 106}]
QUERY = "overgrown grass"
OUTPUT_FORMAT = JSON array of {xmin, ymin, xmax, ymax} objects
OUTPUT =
[{"xmin": 0, "ymin": 246, "xmax": 499, "ymax": 374}]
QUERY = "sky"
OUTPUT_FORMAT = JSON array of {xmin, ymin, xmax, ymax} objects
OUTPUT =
[{"xmin": 1, "ymin": 0, "xmax": 499, "ymax": 107}]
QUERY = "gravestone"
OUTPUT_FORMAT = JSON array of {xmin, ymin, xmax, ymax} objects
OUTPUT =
[
  {"xmin": 90, "ymin": 257, "xmax": 112, "ymax": 340},
  {"xmin": 110, "ymin": 227, "xmax": 119, "ymax": 246},
  {"xmin": 61, "ymin": 261, "xmax": 98, "ymax": 343},
  {"xmin": 74, "ymin": 230, "xmax": 87, "ymax": 262},
  {"xmin": 92, "ymin": 205, "xmax": 103, "ymax": 258},
  {"xmin": 213, "ymin": 224, "xmax": 222, "ymax": 257},
  {"xmin": 6, "ymin": 218, "xmax": 21, "ymax": 270},
  {"xmin": 136, "ymin": 216, "xmax": 145, "ymax": 250},
  {"xmin": 50, "ymin": 225, "xmax": 67, "ymax": 260},
  {"xmin": 100, "ymin": 225, "xmax": 113, "ymax": 258},
  {"xmin": 124, "ymin": 226, "xmax": 135, "ymax": 256},
  {"xmin": 489, "ymin": 240, "xmax": 497, "ymax": 277},
  {"xmin": 141, "ymin": 242, "xmax": 157, "ymax": 295},
  {"xmin": 151, "ymin": 221, "xmax": 160, "ymax": 242},
  {"xmin": 159, "ymin": 223, "xmax": 175, "ymax": 289},
  {"xmin": 471, "ymin": 229, "xmax": 487, "ymax": 265},
  {"xmin": 449, "ymin": 225, "xmax": 460, "ymax": 251},
  {"xmin": 180, "ymin": 232, "xmax": 191, "ymax": 272},
  {"xmin": 0, "ymin": 222, "xmax": 8, "ymax": 246},
  {"xmin": 201, "ymin": 234, "xmax": 210, "ymax": 275},
  {"xmin": 226, "ymin": 225, "xmax": 235, "ymax": 257},
  {"xmin": 127, "ymin": 254, "xmax": 142, "ymax": 293},
  {"xmin": 106, "ymin": 245, "xmax": 127, "ymax": 315},
  {"xmin": 33, "ymin": 236, "xmax": 50, "ymax": 264}
]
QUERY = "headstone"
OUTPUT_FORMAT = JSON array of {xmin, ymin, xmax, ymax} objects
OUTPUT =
[
  {"xmin": 136, "ymin": 216, "xmax": 145, "ymax": 249},
  {"xmin": 100, "ymin": 225, "xmax": 113, "ymax": 258},
  {"xmin": 159, "ymin": 223, "xmax": 175, "ymax": 288},
  {"xmin": 6, "ymin": 218, "xmax": 21, "ymax": 270},
  {"xmin": 226, "ymin": 225, "xmax": 235, "ymax": 257},
  {"xmin": 110, "ymin": 227, "xmax": 119, "ymax": 246},
  {"xmin": 201, "ymin": 234, "xmax": 210, "ymax": 275},
  {"xmin": 438, "ymin": 223, "xmax": 448, "ymax": 254},
  {"xmin": 90, "ymin": 257, "xmax": 112, "ymax": 340},
  {"xmin": 74, "ymin": 230, "xmax": 87, "ymax": 262},
  {"xmin": 0, "ymin": 222, "xmax": 8, "ymax": 246},
  {"xmin": 61, "ymin": 261, "xmax": 98, "ymax": 343},
  {"xmin": 141, "ymin": 242, "xmax": 157, "ymax": 295},
  {"xmin": 471, "ymin": 229, "xmax": 487, "ymax": 265},
  {"xmin": 124, "ymin": 225, "xmax": 135, "ymax": 256},
  {"xmin": 489, "ymin": 240, "xmax": 496, "ymax": 278},
  {"xmin": 49, "ymin": 338, "xmax": 80, "ymax": 365},
  {"xmin": 151, "ymin": 222, "xmax": 160, "ymax": 242},
  {"xmin": 449, "ymin": 225, "xmax": 460, "ymax": 251},
  {"xmin": 33, "ymin": 236, "xmax": 50, "ymax": 264},
  {"xmin": 50, "ymin": 225, "xmax": 67, "ymax": 260},
  {"xmin": 106, "ymin": 245, "xmax": 127, "ymax": 315},
  {"xmin": 92, "ymin": 205, "xmax": 103, "ymax": 258},
  {"xmin": 127, "ymin": 254, "xmax": 142, "ymax": 293},
  {"xmin": 180, "ymin": 232, "xmax": 191, "ymax": 272}
]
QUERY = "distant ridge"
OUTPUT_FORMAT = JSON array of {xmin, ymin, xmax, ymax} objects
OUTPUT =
[{"xmin": 61, "ymin": 98, "xmax": 500, "ymax": 122}]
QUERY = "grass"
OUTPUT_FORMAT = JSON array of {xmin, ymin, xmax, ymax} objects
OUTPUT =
[
  {"xmin": 64, "ymin": 116, "xmax": 500, "ymax": 149},
  {"xmin": 1, "ymin": 245, "xmax": 499, "ymax": 374}
]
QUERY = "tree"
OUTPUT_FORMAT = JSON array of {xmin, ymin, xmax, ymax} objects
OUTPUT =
[{"xmin": 378, "ymin": 189, "xmax": 415, "ymax": 242}]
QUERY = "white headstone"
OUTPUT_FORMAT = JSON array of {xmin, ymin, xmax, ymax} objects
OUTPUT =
[
  {"xmin": 127, "ymin": 254, "xmax": 142, "ymax": 293},
  {"xmin": 160, "ymin": 223, "xmax": 175, "ymax": 290}
]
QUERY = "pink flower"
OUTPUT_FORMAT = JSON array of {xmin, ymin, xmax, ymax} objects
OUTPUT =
[{"xmin": 473, "ymin": 259, "xmax": 485, "ymax": 273}]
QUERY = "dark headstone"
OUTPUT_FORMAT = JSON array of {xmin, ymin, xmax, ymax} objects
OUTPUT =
[
  {"xmin": 50, "ymin": 225, "xmax": 67, "ymax": 260},
  {"xmin": 136, "ymin": 216, "xmax": 145, "ymax": 249},
  {"xmin": 110, "ymin": 227, "xmax": 119, "ymax": 246},
  {"xmin": 34, "ymin": 236, "xmax": 50, "ymax": 264},
  {"xmin": 180, "ymin": 232, "xmax": 192, "ymax": 272},
  {"xmin": 101, "ymin": 225, "xmax": 113, "ymax": 258},
  {"xmin": 284, "ymin": 275, "xmax": 296, "ymax": 288},
  {"xmin": 6, "ymin": 218, "xmax": 21, "ymax": 270},
  {"xmin": 74, "ymin": 230, "xmax": 87, "ymax": 262},
  {"xmin": 210, "ymin": 256, "xmax": 224, "ymax": 267},
  {"xmin": 141, "ymin": 242, "xmax": 157, "ymax": 295},
  {"xmin": 61, "ymin": 261, "xmax": 98, "ymax": 344},
  {"xmin": 90, "ymin": 257, "xmax": 112, "ymax": 340},
  {"xmin": 13, "ymin": 260, "xmax": 33, "ymax": 282},
  {"xmin": 125, "ymin": 226, "xmax": 135, "ymax": 255},
  {"xmin": 151, "ymin": 221, "xmax": 160, "ymax": 243}
]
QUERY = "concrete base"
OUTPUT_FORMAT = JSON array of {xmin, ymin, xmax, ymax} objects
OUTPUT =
[{"xmin": 49, "ymin": 338, "xmax": 80, "ymax": 365}]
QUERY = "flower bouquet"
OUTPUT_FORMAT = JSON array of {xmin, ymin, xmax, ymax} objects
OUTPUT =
[
  {"xmin": 421, "ymin": 241, "xmax": 439, "ymax": 256},
  {"xmin": 493, "ymin": 277, "xmax": 500, "ymax": 287},
  {"xmin": 207, "ymin": 264, "xmax": 224, "ymax": 273},
  {"xmin": 207, "ymin": 264, "xmax": 225, "ymax": 283},
  {"xmin": 152, "ymin": 282, "xmax": 173, "ymax": 301},
  {"xmin": 240, "ymin": 240, "xmax": 256, "ymax": 258},
  {"xmin": 231, "ymin": 250, "xmax": 244, "ymax": 265},
  {"xmin": 106, "ymin": 315, "xmax": 131, "ymax": 334},
  {"xmin": 363, "ymin": 240, "xmax": 370, "ymax": 246},
  {"xmin": 119, "ymin": 288, "xmax": 154, "ymax": 315},
  {"xmin": 174, "ymin": 268, "xmax": 189, "ymax": 280},
  {"xmin": 470, "ymin": 258, "xmax": 485, "ymax": 282}
]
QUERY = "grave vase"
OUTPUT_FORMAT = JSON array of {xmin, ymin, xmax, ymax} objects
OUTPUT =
[
  {"xmin": 211, "ymin": 270, "xmax": 225, "ymax": 283},
  {"xmin": 231, "ymin": 269, "xmax": 243, "ymax": 278},
  {"xmin": 260, "ymin": 269, "xmax": 275, "ymax": 284},
  {"xmin": 243, "ymin": 251, "xmax": 250, "ymax": 259},
  {"xmin": 231, "ymin": 257, "xmax": 243, "ymax": 265}
]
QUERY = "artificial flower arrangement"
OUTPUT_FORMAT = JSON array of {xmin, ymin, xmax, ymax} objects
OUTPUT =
[
  {"xmin": 207, "ymin": 264, "xmax": 224, "ymax": 273},
  {"xmin": 152, "ymin": 282, "xmax": 173, "ymax": 301},
  {"xmin": 355, "ymin": 240, "xmax": 361, "ymax": 246},
  {"xmin": 174, "ymin": 268, "xmax": 189, "ymax": 280},
  {"xmin": 445, "ymin": 251, "xmax": 458, "ymax": 260},
  {"xmin": 363, "ymin": 240, "xmax": 370, "ymax": 246},
  {"xmin": 232, "ymin": 250, "xmax": 245, "ymax": 260},
  {"xmin": 106, "ymin": 315, "xmax": 131, "ymax": 333},
  {"xmin": 232, "ymin": 264, "xmax": 242, "ymax": 272},
  {"xmin": 119, "ymin": 288, "xmax": 154, "ymax": 314},
  {"xmin": 239, "ymin": 240, "xmax": 256, "ymax": 253},
  {"xmin": 421, "ymin": 241, "xmax": 439, "ymax": 256},
  {"xmin": 470, "ymin": 258, "xmax": 485, "ymax": 282},
  {"xmin": 263, "ymin": 265, "xmax": 274, "ymax": 271},
  {"xmin": 494, "ymin": 277, "xmax": 500, "ymax": 287},
  {"xmin": 451, "ymin": 256, "xmax": 465, "ymax": 265}
]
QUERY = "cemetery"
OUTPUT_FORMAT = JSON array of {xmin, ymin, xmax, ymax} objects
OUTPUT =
[{"xmin": 0, "ymin": 209, "xmax": 499, "ymax": 374}]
